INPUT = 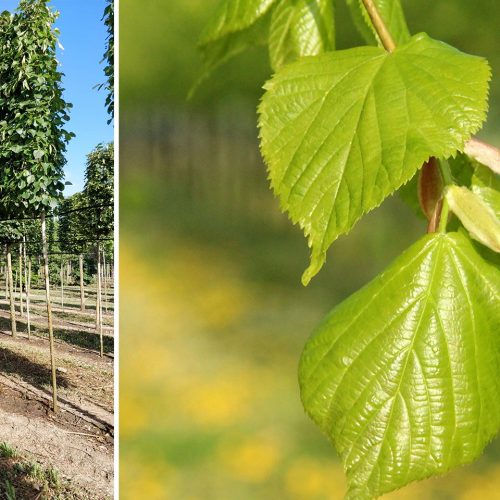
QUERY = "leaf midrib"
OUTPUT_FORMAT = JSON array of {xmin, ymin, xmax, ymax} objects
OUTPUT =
[{"xmin": 355, "ymin": 241, "xmax": 444, "ymax": 494}]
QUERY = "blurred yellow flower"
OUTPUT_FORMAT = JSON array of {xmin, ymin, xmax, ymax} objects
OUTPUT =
[
  {"xmin": 195, "ymin": 281, "xmax": 250, "ymax": 329},
  {"xmin": 218, "ymin": 436, "xmax": 283, "ymax": 483},
  {"xmin": 120, "ymin": 396, "xmax": 149, "ymax": 437},
  {"xmin": 121, "ymin": 460, "xmax": 176, "ymax": 500},
  {"xmin": 284, "ymin": 457, "xmax": 346, "ymax": 499},
  {"xmin": 179, "ymin": 375, "xmax": 253, "ymax": 428}
]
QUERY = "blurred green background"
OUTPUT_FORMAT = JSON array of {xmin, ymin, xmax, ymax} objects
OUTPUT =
[{"xmin": 120, "ymin": 1, "xmax": 500, "ymax": 498}]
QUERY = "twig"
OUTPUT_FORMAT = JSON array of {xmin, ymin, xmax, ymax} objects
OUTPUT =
[{"xmin": 63, "ymin": 430, "xmax": 100, "ymax": 438}]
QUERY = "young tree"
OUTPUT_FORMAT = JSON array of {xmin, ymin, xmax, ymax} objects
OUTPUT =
[
  {"xmin": 0, "ymin": 0, "xmax": 73, "ymax": 411},
  {"xmin": 21, "ymin": 219, "xmax": 41, "ymax": 339},
  {"xmin": 0, "ymin": 222, "xmax": 22, "ymax": 337},
  {"xmin": 83, "ymin": 142, "xmax": 114, "ymax": 356},
  {"xmin": 199, "ymin": 0, "xmax": 500, "ymax": 497},
  {"xmin": 58, "ymin": 192, "xmax": 89, "ymax": 310}
]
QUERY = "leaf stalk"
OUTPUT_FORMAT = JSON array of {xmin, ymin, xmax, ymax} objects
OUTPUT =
[
  {"xmin": 437, "ymin": 160, "xmax": 453, "ymax": 233},
  {"xmin": 361, "ymin": 0, "xmax": 396, "ymax": 52}
]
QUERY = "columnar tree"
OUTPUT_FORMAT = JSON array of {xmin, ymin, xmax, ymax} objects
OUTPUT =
[
  {"xmin": 98, "ymin": 0, "xmax": 114, "ymax": 123},
  {"xmin": 58, "ymin": 192, "xmax": 88, "ymax": 310},
  {"xmin": 83, "ymin": 142, "xmax": 114, "ymax": 356},
  {"xmin": 0, "ymin": 10, "xmax": 17, "ymax": 336},
  {"xmin": 0, "ymin": 0, "xmax": 73, "ymax": 411}
]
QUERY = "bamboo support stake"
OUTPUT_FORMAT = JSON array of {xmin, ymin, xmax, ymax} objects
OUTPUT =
[
  {"xmin": 79, "ymin": 254, "xmax": 85, "ymax": 311},
  {"xmin": 96, "ymin": 243, "xmax": 104, "ymax": 357},
  {"xmin": 19, "ymin": 243, "xmax": 24, "ymax": 317},
  {"xmin": 6, "ymin": 245, "xmax": 16, "ymax": 337},
  {"xmin": 60, "ymin": 260, "xmax": 64, "ymax": 312},
  {"xmin": 41, "ymin": 213, "xmax": 58, "ymax": 412},
  {"xmin": 27, "ymin": 257, "xmax": 32, "ymax": 339}
]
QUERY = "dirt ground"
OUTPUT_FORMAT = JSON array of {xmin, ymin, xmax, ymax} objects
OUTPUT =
[{"xmin": 0, "ymin": 285, "xmax": 114, "ymax": 499}]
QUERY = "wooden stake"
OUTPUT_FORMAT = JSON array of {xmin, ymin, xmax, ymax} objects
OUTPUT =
[
  {"xmin": 41, "ymin": 213, "xmax": 58, "ymax": 412},
  {"xmin": 6, "ymin": 245, "xmax": 16, "ymax": 337}
]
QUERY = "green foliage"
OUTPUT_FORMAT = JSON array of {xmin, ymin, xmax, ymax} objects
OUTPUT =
[
  {"xmin": 97, "ymin": 0, "xmax": 114, "ymax": 122},
  {"xmin": 83, "ymin": 142, "xmax": 114, "ymax": 239},
  {"xmin": 259, "ymin": 34, "xmax": 489, "ymax": 283},
  {"xmin": 57, "ymin": 192, "xmax": 88, "ymax": 255},
  {"xmin": 196, "ymin": 0, "xmax": 336, "ymax": 87},
  {"xmin": 198, "ymin": 0, "xmax": 500, "ymax": 496},
  {"xmin": 0, "ymin": 442, "xmax": 17, "ymax": 458},
  {"xmin": 0, "ymin": 0, "xmax": 73, "ymax": 218},
  {"xmin": 195, "ymin": 0, "xmax": 276, "ymax": 89},
  {"xmin": 446, "ymin": 185, "xmax": 500, "ymax": 252},
  {"xmin": 268, "ymin": 0, "xmax": 335, "ymax": 70},
  {"xmin": 4, "ymin": 480, "xmax": 15, "ymax": 500},
  {"xmin": 472, "ymin": 186, "xmax": 500, "ymax": 218},
  {"xmin": 299, "ymin": 232, "xmax": 500, "ymax": 499},
  {"xmin": 0, "ymin": 221, "xmax": 22, "ymax": 246},
  {"xmin": 346, "ymin": 0, "xmax": 410, "ymax": 47}
]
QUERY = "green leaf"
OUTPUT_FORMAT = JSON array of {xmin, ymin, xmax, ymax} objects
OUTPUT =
[
  {"xmin": 446, "ymin": 185, "xmax": 500, "ymax": 252},
  {"xmin": 472, "ymin": 163, "xmax": 500, "ymax": 191},
  {"xmin": 258, "ymin": 33, "xmax": 490, "ymax": 284},
  {"xmin": 268, "ymin": 0, "xmax": 335, "ymax": 70},
  {"xmin": 33, "ymin": 149, "xmax": 44, "ymax": 160},
  {"xmin": 346, "ymin": 0, "xmax": 410, "ymax": 47},
  {"xmin": 448, "ymin": 152, "xmax": 476, "ymax": 187},
  {"xmin": 299, "ymin": 231, "xmax": 500, "ymax": 499},
  {"xmin": 464, "ymin": 138, "xmax": 500, "ymax": 176},
  {"xmin": 472, "ymin": 186, "xmax": 500, "ymax": 219},
  {"xmin": 195, "ymin": 0, "xmax": 278, "ymax": 87}
]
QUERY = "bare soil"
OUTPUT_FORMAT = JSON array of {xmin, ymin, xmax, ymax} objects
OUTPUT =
[{"xmin": 0, "ymin": 286, "xmax": 114, "ymax": 499}]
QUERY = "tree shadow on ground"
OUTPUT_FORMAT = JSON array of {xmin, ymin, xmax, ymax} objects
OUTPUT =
[
  {"xmin": 0, "ymin": 316, "xmax": 113, "ymax": 355},
  {"xmin": 0, "ymin": 346, "xmax": 71, "ymax": 390},
  {"xmin": 31, "ymin": 323, "xmax": 114, "ymax": 355},
  {"xmin": 0, "ymin": 296, "xmax": 115, "ymax": 316},
  {"xmin": 0, "ymin": 314, "xmax": 31, "ymax": 337}
]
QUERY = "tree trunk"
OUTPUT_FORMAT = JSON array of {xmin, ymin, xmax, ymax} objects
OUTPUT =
[
  {"xmin": 41, "ymin": 213, "xmax": 58, "ymax": 412},
  {"xmin": 27, "ymin": 256, "xmax": 31, "ymax": 340},
  {"xmin": 22, "ymin": 236, "xmax": 31, "ymax": 340},
  {"xmin": 103, "ymin": 250, "xmax": 108, "ymax": 314},
  {"xmin": 96, "ymin": 243, "xmax": 103, "ymax": 357},
  {"xmin": 4, "ymin": 254, "xmax": 8, "ymax": 300},
  {"xmin": 6, "ymin": 245, "xmax": 16, "ymax": 337},
  {"xmin": 19, "ymin": 243, "xmax": 24, "ymax": 317},
  {"xmin": 60, "ymin": 259, "xmax": 64, "ymax": 312},
  {"xmin": 79, "ymin": 254, "xmax": 85, "ymax": 311}
]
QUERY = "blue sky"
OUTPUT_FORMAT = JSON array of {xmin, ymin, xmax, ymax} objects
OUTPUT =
[{"xmin": 3, "ymin": 0, "xmax": 114, "ymax": 195}]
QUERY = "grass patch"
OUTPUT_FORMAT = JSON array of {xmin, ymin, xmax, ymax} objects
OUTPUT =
[{"xmin": 0, "ymin": 442, "xmax": 86, "ymax": 499}]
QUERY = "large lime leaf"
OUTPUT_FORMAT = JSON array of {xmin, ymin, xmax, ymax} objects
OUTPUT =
[
  {"xmin": 269, "ymin": 0, "xmax": 335, "ymax": 70},
  {"xmin": 346, "ymin": 0, "xmax": 410, "ymax": 47},
  {"xmin": 258, "ymin": 33, "xmax": 490, "ymax": 284},
  {"xmin": 195, "ymin": 0, "xmax": 279, "ymax": 86},
  {"xmin": 299, "ymin": 232, "xmax": 500, "ymax": 498}
]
